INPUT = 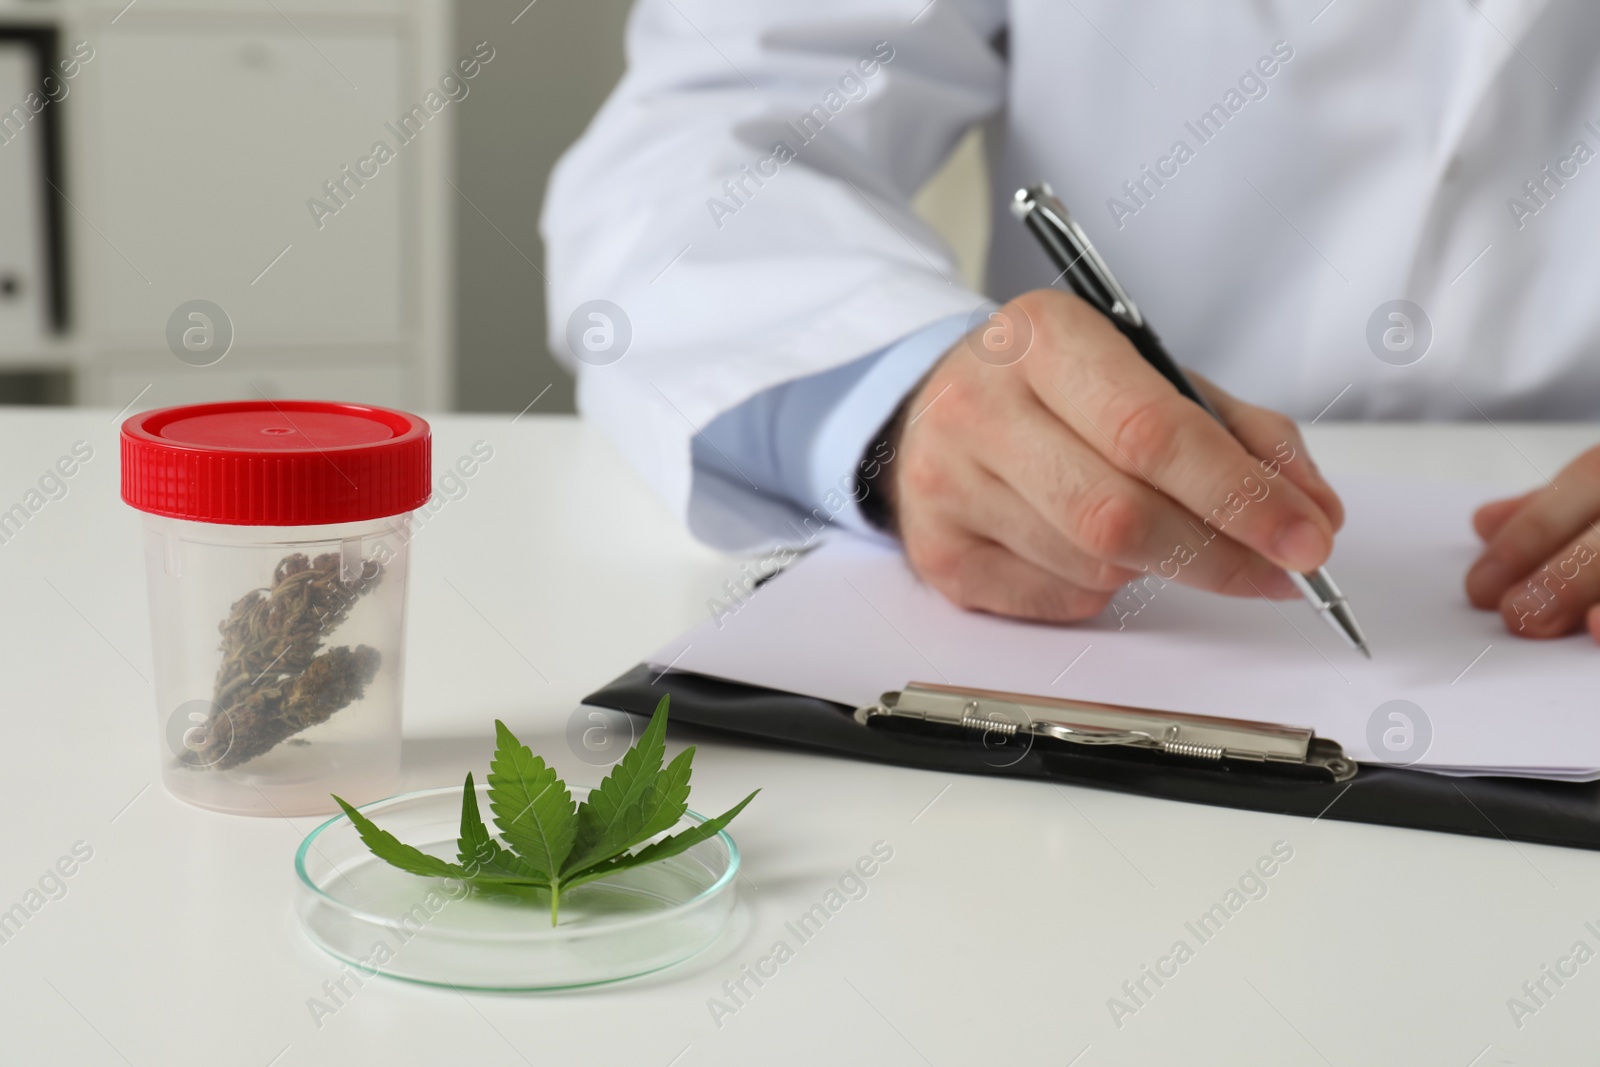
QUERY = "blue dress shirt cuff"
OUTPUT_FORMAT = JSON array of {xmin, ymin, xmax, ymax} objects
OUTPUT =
[
  {"xmin": 805, "ymin": 313, "xmax": 970, "ymax": 536},
  {"xmin": 691, "ymin": 313, "xmax": 972, "ymax": 546},
  {"xmin": 692, "ymin": 313, "xmax": 970, "ymax": 547}
]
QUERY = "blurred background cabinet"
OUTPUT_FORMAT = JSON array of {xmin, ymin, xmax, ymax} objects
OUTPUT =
[
  {"xmin": 0, "ymin": 0, "xmax": 977, "ymax": 415},
  {"xmin": 0, "ymin": 0, "xmax": 451, "ymax": 412}
]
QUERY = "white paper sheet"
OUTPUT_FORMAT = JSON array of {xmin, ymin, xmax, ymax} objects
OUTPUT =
[{"xmin": 651, "ymin": 477, "xmax": 1600, "ymax": 779}]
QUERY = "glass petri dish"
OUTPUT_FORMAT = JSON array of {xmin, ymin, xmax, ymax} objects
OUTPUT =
[{"xmin": 294, "ymin": 784, "xmax": 739, "ymax": 990}]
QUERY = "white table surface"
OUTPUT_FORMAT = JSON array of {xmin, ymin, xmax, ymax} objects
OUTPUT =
[{"xmin": 2, "ymin": 408, "xmax": 1598, "ymax": 1066}]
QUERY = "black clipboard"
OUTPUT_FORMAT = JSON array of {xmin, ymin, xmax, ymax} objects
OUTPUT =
[{"xmin": 585, "ymin": 664, "xmax": 1600, "ymax": 851}]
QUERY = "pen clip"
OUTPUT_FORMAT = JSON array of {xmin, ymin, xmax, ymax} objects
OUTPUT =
[
  {"xmin": 855, "ymin": 681, "xmax": 1358, "ymax": 782},
  {"xmin": 1011, "ymin": 184, "xmax": 1144, "ymax": 330}
]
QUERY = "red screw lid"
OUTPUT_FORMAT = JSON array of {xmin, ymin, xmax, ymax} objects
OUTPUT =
[{"xmin": 121, "ymin": 401, "xmax": 431, "ymax": 526}]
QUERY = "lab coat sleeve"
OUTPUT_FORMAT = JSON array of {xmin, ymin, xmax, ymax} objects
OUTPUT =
[{"xmin": 540, "ymin": 0, "xmax": 1005, "ymax": 552}]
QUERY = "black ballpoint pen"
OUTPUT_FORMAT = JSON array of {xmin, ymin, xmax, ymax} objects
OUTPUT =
[{"xmin": 1010, "ymin": 184, "xmax": 1370, "ymax": 657}]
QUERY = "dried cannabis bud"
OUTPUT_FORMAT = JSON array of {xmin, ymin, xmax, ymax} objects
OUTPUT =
[{"xmin": 182, "ymin": 552, "xmax": 383, "ymax": 771}]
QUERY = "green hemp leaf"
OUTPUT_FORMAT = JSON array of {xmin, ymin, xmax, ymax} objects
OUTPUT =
[{"xmin": 333, "ymin": 695, "xmax": 758, "ymax": 926}]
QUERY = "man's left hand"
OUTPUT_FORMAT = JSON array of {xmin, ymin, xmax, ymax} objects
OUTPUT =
[{"xmin": 1467, "ymin": 446, "xmax": 1600, "ymax": 641}]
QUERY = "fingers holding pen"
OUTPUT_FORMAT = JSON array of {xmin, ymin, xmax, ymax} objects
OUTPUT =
[
  {"xmin": 1190, "ymin": 371, "xmax": 1345, "ymax": 532},
  {"xmin": 982, "ymin": 398, "xmax": 1300, "ymax": 600},
  {"xmin": 1012, "ymin": 290, "xmax": 1339, "ymax": 576}
]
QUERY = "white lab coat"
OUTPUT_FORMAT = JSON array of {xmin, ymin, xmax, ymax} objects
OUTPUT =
[{"xmin": 542, "ymin": 0, "xmax": 1600, "ymax": 551}]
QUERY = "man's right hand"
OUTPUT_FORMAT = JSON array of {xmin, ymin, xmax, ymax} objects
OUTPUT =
[{"xmin": 883, "ymin": 288, "xmax": 1346, "ymax": 623}]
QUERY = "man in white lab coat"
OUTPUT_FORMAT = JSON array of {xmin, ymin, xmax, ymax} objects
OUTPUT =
[{"xmin": 542, "ymin": 0, "xmax": 1600, "ymax": 642}]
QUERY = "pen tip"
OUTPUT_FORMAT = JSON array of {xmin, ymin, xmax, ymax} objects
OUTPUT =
[{"xmin": 1359, "ymin": 644, "xmax": 1372, "ymax": 660}]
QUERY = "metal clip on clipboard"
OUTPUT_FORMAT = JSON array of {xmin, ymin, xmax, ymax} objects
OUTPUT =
[{"xmin": 855, "ymin": 682, "xmax": 1358, "ymax": 782}]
